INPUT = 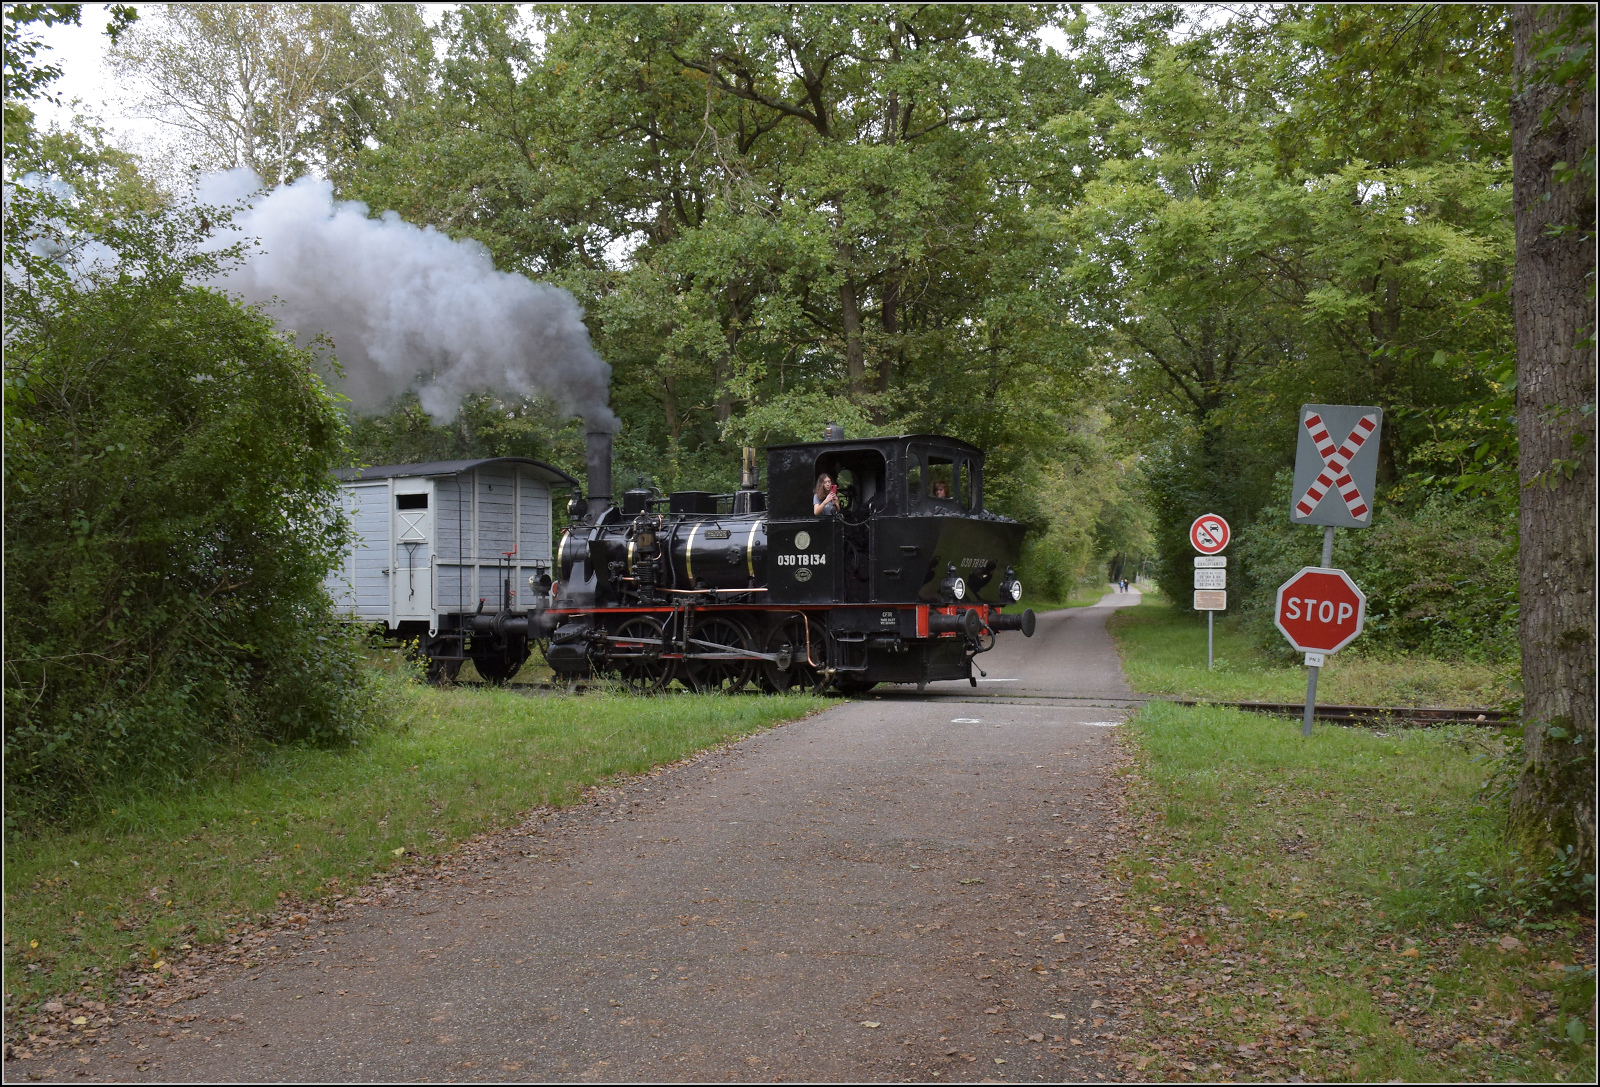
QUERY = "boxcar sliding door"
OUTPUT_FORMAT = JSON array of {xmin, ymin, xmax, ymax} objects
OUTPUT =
[{"xmin": 392, "ymin": 482, "xmax": 434, "ymax": 623}]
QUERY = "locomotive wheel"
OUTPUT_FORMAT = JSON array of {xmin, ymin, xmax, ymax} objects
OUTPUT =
[
  {"xmin": 761, "ymin": 616, "xmax": 820, "ymax": 693},
  {"xmin": 609, "ymin": 616, "xmax": 670, "ymax": 695},
  {"xmin": 682, "ymin": 616, "xmax": 755, "ymax": 694},
  {"xmin": 472, "ymin": 643, "xmax": 529, "ymax": 686}
]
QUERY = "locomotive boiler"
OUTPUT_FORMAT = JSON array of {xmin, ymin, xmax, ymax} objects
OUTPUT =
[{"xmin": 531, "ymin": 428, "xmax": 1036, "ymax": 693}]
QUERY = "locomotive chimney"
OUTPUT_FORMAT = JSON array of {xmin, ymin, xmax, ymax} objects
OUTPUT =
[{"xmin": 585, "ymin": 429, "xmax": 613, "ymax": 518}]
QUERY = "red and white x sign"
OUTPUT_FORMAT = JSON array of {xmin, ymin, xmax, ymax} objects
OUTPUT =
[{"xmin": 1294, "ymin": 411, "xmax": 1379, "ymax": 520}]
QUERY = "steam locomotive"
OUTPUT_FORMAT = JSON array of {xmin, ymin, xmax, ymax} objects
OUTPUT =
[{"xmin": 486, "ymin": 427, "xmax": 1036, "ymax": 693}]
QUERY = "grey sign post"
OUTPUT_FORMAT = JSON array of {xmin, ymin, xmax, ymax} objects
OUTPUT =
[
  {"xmin": 1289, "ymin": 404, "xmax": 1383, "ymax": 735},
  {"xmin": 1194, "ymin": 557, "xmax": 1226, "ymax": 669}
]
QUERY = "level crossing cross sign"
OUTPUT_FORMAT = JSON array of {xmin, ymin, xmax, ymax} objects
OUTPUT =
[
  {"xmin": 1290, "ymin": 405, "xmax": 1384, "ymax": 527},
  {"xmin": 1274, "ymin": 567, "xmax": 1366, "ymax": 654}
]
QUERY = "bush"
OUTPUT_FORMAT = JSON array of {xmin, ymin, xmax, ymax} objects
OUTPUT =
[
  {"xmin": 3, "ymin": 180, "xmax": 379, "ymax": 826},
  {"xmin": 1235, "ymin": 474, "xmax": 1518, "ymax": 661}
]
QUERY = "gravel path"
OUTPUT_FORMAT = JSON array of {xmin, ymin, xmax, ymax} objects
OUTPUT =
[{"xmin": 29, "ymin": 592, "xmax": 1146, "ymax": 1083}]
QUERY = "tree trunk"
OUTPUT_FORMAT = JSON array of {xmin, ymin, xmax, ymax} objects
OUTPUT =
[
  {"xmin": 660, "ymin": 372, "xmax": 680, "ymax": 445},
  {"xmin": 878, "ymin": 273, "xmax": 899, "ymax": 397},
  {"xmin": 1508, "ymin": 4, "xmax": 1597, "ymax": 874},
  {"xmin": 840, "ymin": 266, "xmax": 866, "ymax": 400}
]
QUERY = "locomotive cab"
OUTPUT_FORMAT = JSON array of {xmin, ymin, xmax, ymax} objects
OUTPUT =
[{"xmin": 763, "ymin": 434, "xmax": 1023, "ymax": 608}]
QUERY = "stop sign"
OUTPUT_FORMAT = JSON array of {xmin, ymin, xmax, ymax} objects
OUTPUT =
[{"xmin": 1274, "ymin": 567, "xmax": 1366, "ymax": 653}]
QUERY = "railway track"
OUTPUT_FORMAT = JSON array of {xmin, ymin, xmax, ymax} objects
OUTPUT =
[{"xmin": 1166, "ymin": 699, "xmax": 1514, "ymax": 727}]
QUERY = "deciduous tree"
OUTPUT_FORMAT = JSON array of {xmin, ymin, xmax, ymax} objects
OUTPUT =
[{"xmin": 1508, "ymin": 3, "xmax": 1596, "ymax": 875}]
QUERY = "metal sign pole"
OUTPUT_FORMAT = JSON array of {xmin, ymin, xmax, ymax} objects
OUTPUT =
[
  {"xmin": 1208, "ymin": 611, "xmax": 1214, "ymax": 671},
  {"xmin": 1301, "ymin": 526, "xmax": 1336, "ymax": 737}
]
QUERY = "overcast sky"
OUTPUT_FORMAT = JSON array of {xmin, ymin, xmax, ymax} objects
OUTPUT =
[{"xmin": 30, "ymin": 7, "xmax": 157, "ymax": 146}]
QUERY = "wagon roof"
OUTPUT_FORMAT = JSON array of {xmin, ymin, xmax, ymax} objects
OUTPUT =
[{"xmin": 333, "ymin": 457, "xmax": 579, "ymax": 487}]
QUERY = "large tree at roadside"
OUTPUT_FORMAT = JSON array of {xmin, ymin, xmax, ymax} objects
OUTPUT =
[{"xmin": 1508, "ymin": 4, "xmax": 1596, "ymax": 874}]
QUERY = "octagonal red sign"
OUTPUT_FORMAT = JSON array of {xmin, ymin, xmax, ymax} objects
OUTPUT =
[{"xmin": 1274, "ymin": 566, "xmax": 1367, "ymax": 653}]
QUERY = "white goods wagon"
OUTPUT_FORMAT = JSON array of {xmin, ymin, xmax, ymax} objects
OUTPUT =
[{"xmin": 327, "ymin": 457, "xmax": 579, "ymax": 682}]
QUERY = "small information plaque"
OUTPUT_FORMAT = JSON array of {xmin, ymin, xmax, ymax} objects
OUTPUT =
[
  {"xmin": 1194, "ymin": 569, "xmax": 1227, "ymax": 590},
  {"xmin": 1194, "ymin": 556, "xmax": 1227, "ymax": 568},
  {"xmin": 1193, "ymin": 590, "xmax": 1227, "ymax": 611}
]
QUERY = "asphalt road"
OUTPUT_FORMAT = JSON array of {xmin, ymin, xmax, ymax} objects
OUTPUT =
[{"xmin": 39, "ymin": 591, "xmax": 1146, "ymax": 1083}]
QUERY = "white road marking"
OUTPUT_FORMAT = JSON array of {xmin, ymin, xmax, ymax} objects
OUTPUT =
[
  {"xmin": 951, "ymin": 718, "xmax": 981, "ymax": 723},
  {"xmin": 1081, "ymin": 721, "xmax": 1121, "ymax": 728}
]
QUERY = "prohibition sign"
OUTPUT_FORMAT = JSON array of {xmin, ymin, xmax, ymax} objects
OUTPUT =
[{"xmin": 1190, "ymin": 514, "xmax": 1230, "ymax": 555}]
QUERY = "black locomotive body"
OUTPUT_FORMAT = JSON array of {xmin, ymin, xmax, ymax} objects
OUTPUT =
[{"xmin": 536, "ymin": 431, "xmax": 1035, "ymax": 693}]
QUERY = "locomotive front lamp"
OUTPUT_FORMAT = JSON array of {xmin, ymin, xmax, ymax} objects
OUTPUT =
[
  {"xmin": 940, "ymin": 563, "xmax": 967, "ymax": 602},
  {"xmin": 999, "ymin": 566, "xmax": 1023, "ymax": 602}
]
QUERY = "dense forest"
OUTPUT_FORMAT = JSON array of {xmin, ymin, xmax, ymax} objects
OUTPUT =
[
  {"xmin": 14, "ymin": 4, "xmax": 1530, "ymax": 621},
  {"xmin": 4, "ymin": 4, "xmax": 1592, "ymax": 858}
]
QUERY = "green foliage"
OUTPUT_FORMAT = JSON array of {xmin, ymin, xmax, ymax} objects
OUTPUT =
[
  {"xmin": 1059, "ymin": 5, "xmax": 1518, "ymax": 624},
  {"xmin": 3, "ymin": 135, "xmax": 377, "ymax": 824},
  {"xmin": 1236, "ymin": 479, "xmax": 1519, "ymax": 661},
  {"xmin": 342, "ymin": 4, "xmax": 1137, "ymax": 572}
]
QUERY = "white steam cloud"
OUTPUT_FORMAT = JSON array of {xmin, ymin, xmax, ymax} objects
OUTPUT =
[{"xmin": 196, "ymin": 169, "xmax": 616, "ymax": 429}]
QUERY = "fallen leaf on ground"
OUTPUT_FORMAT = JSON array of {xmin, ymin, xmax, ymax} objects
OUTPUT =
[
  {"xmin": 1053, "ymin": 932, "xmax": 1067, "ymax": 942},
  {"xmin": 1400, "ymin": 947, "xmax": 1420, "ymax": 958},
  {"xmin": 860, "ymin": 1021, "xmax": 881, "ymax": 1028},
  {"xmin": 1499, "ymin": 935, "xmax": 1524, "ymax": 951}
]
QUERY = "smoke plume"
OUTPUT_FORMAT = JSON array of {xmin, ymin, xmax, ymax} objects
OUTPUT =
[{"xmin": 195, "ymin": 169, "xmax": 616, "ymax": 430}]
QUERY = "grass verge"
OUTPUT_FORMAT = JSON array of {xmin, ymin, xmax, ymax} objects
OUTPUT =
[
  {"xmin": 4, "ymin": 683, "xmax": 823, "ymax": 1014},
  {"xmin": 1110, "ymin": 702, "xmax": 1595, "ymax": 1083},
  {"xmin": 1109, "ymin": 597, "xmax": 1515, "ymax": 707}
]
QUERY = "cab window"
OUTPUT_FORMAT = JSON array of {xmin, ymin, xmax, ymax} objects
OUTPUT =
[
  {"xmin": 906, "ymin": 457, "xmax": 922, "ymax": 505},
  {"xmin": 927, "ymin": 457, "xmax": 955, "ymax": 502},
  {"xmin": 958, "ymin": 460, "xmax": 975, "ymax": 510}
]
